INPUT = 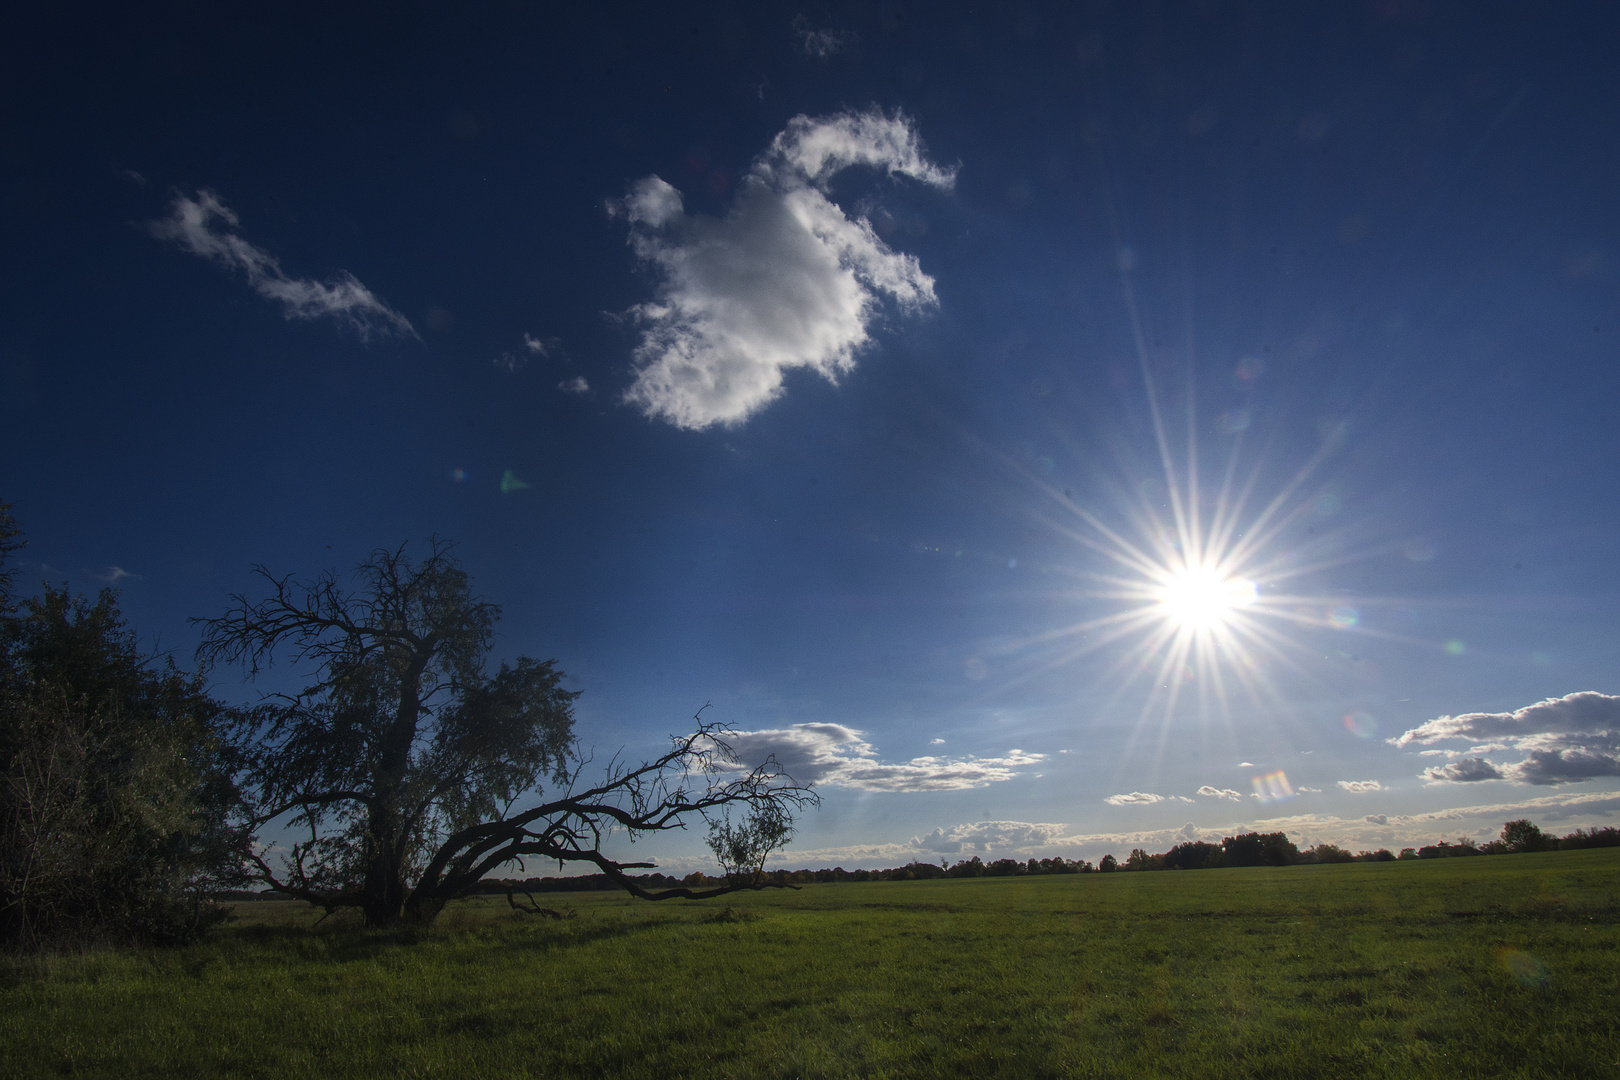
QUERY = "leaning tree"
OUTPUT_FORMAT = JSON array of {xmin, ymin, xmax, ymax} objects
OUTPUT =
[{"xmin": 196, "ymin": 540, "xmax": 814, "ymax": 927}]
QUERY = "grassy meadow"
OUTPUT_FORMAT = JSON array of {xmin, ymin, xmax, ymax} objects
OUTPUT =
[{"xmin": 3, "ymin": 849, "xmax": 1618, "ymax": 1079}]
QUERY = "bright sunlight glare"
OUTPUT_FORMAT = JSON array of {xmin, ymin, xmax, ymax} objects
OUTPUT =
[{"xmin": 1156, "ymin": 565, "xmax": 1257, "ymax": 631}]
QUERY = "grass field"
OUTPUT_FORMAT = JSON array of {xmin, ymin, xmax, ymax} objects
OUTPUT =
[{"xmin": 3, "ymin": 850, "xmax": 1618, "ymax": 1079}]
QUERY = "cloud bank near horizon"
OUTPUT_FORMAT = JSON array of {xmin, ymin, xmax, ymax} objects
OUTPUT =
[
  {"xmin": 148, "ymin": 190, "xmax": 415, "ymax": 341},
  {"xmin": 611, "ymin": 109, "xmax": 953, "ymax": 430},
  {"xmin": 1394, "ymin": 691, "xmax": 1620, "ymax": 785}
]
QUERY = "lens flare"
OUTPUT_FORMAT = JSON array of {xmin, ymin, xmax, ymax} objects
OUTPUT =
[
  {"xmin": 1251, "ymin": 770, "xmax": 1294, "ymax": 803},
  {"xmin": 1498, "ymin": 948, "xmax": 1548, "ymax": 988},
  {"xmin": 1343, "ymin": 711, "xmax": 1378, "ymax": 739}
]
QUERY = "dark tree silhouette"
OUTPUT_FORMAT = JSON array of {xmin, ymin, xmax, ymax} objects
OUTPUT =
[
  {"xmin": 1221, "ymin": 831, "xmax": 1299, "ymax": 867},
  {"xmin": 1500, "ymin": 819, "xmax": 1548, "ymax": 853},
  {"xmin": 2, "ymin": 505, "xmax": 236, "ymax": 948},
  {"xmin": 197, "ymin": 540, "xmax": 814, "ymax": 928},
  {"xmin": 1161, "ymin": 840, "xmax": 1224, "ymax": 870}
]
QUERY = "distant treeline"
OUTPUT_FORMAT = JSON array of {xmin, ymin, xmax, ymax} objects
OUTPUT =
[
  {"xmin": 219, "ymin": 820, "xmax": 1620, "ymax": 900},
  {"xmin": 508, "ymin": 819, "xmax": 1615, "ymax": 891}
]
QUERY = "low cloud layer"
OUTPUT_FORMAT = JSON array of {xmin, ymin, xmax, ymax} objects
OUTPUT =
[
  {"xmin": 717, "ymin": 723, "xmax": 1040, "ymax": 793},
  {"xmin": 908, "ymin": 821, "xmax": 1069, "ymax": 855},
  {"xmin": 611, "ymin": 109, "xmax": 953, "ymax": 430},
  {"xmin": 149, "ymin": 190, "xmax": 415, "ymax": 341},
  {"xmin": 1394, "ymin": 691, "xmax": 1620, "ymax": 786}
]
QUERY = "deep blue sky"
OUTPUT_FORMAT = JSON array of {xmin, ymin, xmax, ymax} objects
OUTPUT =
[{"xmin": 4, "ymin": 2, "xmax": 1619, "ymax": 870}]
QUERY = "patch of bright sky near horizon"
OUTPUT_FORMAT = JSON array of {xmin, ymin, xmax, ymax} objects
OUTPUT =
[{"xmin": 3, "ymin": 3, "xmax": 1619, "ymax": 872}]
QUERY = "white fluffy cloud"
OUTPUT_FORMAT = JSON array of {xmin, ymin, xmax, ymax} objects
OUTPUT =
[
  {"xmin": 1197, "ymin": 786, "xmax": 1244, "ymax": 801},
  {"xmin": 716, "ymin": 723, "xmax": 1040, "ymax": 793},
  {"xmin": 148, "ymin": 190, "xmax": 415, "ymax": 341},
  {"xmin": 1337, "ymin": 780, "xmax": 1384, "ymax": 793},
  {"xmin": 1394, "ymin": 691, "xmax": 1620, "ymax": 785},
  {"xmin": 611, "ymin": 109, "xmax": 953, "ymax": 430}
]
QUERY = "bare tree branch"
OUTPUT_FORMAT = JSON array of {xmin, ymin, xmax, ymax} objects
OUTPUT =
[{"xmin": 199, "ymin": 544, "xmax": 815, "ymax": 927}]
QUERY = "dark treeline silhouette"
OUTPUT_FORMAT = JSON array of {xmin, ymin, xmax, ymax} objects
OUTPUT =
[
  {"xmin": 1094, "ymin": 822, "xmax": 1617, "ymax": 874},
  {"xmin": 219, "ymin": 819, "xmax": 1619, "ymax": 898},
  {"xmin": 448, "ymin": 820, "xmax": 1614, "ymax": 893}
]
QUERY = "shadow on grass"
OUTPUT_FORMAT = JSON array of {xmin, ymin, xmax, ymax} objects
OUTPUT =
[{"xmin": 216, "ymin": 910, "xmax": 661, "ymax": 965}]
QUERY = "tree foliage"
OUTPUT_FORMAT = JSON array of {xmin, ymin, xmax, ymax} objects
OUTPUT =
[
  {"xmin": 198, "ymin": 540, "xmax": 815, "ymax": 928},
  {"xmin": 1221, "ymin": 831, "xmax": 1299, "ymax": 867},
  {"xmin": 1500, "ymin": 819, "xmax": 1549, "ymax": 853},
  {"xmin": 1, "ymin": 505, "xmax": 236, "ymax": 949}
]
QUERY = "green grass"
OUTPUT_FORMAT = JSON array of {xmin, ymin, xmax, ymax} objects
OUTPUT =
[{"xmin": 4, "ymin": 851, "xmax": 1619, "ymax": 1078}]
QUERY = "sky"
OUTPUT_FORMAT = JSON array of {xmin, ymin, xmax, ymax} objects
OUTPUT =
[{"xmin": 3, "ymin": 2, "xmax": 1620, "ymax": 873}]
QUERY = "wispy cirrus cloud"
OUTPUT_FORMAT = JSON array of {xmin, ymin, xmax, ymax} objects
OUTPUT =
[
  {"xmin": 148, "ymin": 189, "xmax": 415, "ymax": 341},
  {"xmin": 1394, "ymin": 691, "xmax": 1620, "ymax": 785},
  {"xmin": 716, "ymin": 723, "xmax": 1039, "ymax": 793},
  {"xmin": 610, "ymin": 109, "xmax": 953, "ymax": 430},
  {"xmin": 792, "ymin": 14, "xmax": 858, "ymax": 59}
]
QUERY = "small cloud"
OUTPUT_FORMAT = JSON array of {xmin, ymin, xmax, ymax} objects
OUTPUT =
[
  {"xmin": 1104, "ymin": 792, "xmax": 1164, "ymax": 806},
  {"xmin": 147, "ymin": 189, "xmax": 415, "ymax": 341},
  {"xmin": 929, "ymin": 738, "xmax": 945, "ymax": 745},
  {"xmin": 1197, "ymin": 786, "xmax": 1243, "ymax": 801},
  {"xmin": 1423, "ymin": 757, "xmax": 1506, "ymax": 784},
  {"xmin": 792, "ymin": 14, "xmax": 857, "ymax": 59},
  {"xmin": 1238, "ymin": 761, "xmax": 1255, "ymax": 768},
  {"xmin": 1337, "ymin": 780, "xmax": 1384, "ymax": 793},
  {"xmin": 558, "ymin": 376, "xmax": 592, "ymax": 396},
  {"xmin": 1365, "ymin": 814, "xmax": 1388, "ymax": 825},
  {"xmin": 499, "ymin": 469, "xmax": 531, "ymax": 494},
  {"xmin": 1296, "ymin": 786, "xmax": 1323, "ymax": 793},
  {"xmin": 95, "ymin": 566, "xmax": 141, "ymax": 584},
  {"xmin": 523, "ymin": 333, "xmax": 562, "ymax": 356},
  {"xmin": 493, "ymin": 352, "xmax": 527, "ymax": 373}
]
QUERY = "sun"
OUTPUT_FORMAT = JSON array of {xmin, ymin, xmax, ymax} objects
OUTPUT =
[{"xmin": 1155, "ymin": 564, "xmax": 1258, "ymax": 632}]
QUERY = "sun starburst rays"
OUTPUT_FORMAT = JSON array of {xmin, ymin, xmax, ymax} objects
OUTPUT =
[{"xmin": 985, "ymin": 400, "xmax": 1385, "ymax": 761}]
